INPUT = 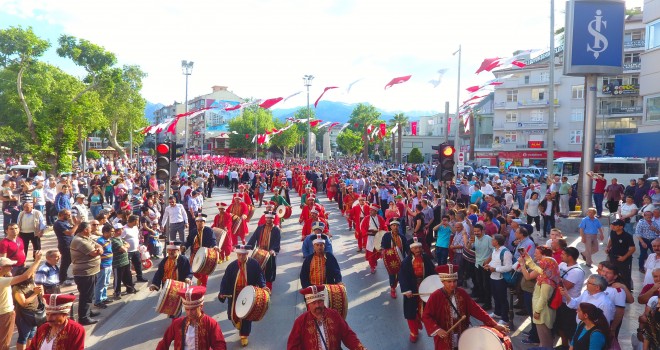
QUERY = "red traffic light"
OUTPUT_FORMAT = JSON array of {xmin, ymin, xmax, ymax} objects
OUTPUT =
[
  {"xmin": 441, "ymin": 145, "xmax": 455, "ymax": 157},
  {"xmin": 156, "ymin": 143, "xmax": 170, "ymax": 155}
]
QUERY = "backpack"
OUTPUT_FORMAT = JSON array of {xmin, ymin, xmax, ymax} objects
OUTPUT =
[{"xmin": 499, "ymin": 248, "xmax": 520, "ymax": 288}]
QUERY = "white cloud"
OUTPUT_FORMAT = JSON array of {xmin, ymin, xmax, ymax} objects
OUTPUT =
[{"xmin": 0, "ymin": 0, "xmax": 645, "ymax": 113}]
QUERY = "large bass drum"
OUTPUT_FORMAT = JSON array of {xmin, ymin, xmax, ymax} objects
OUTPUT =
[
  {"xmin": 324, "ymin": 284, "xmax": 348, "ymax": 319},
  {"xmin": 458, "ymin": 326, "xmax": 512, "ymax": 350},
  {"xmin": 155, "ymin": 279, "xmax": 188, "ymax": 316},
  {"xmin": 191, "ymin": 247, "xmax": 219, "ymax": 275},
  {"xmin": 234, "ymin": 286, "xmax": 271, "ymax": 321},
  {"xmin": 418, "ymin": 275, "xmax": 442, "ymax": 303}
]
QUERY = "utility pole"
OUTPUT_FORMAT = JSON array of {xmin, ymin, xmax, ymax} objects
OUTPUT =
[{"xmin": 546, "ymin": 0, "xmax": 556, "ymax": 179}]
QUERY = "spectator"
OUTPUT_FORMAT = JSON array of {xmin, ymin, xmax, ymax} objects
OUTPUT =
[
  {"xmin": 636, "ymin": 211, "xmax": 660, "ymax": 275},
  {"xmin": 0, "ymin": 223, "xmax": 26, "ymax": 275},
  {"xmin": 638, "ymin": 268, "xmax": 660, "ymax": 305},
  {"xmin": 432, "ymin": 215, "xmax": 451, "ymax": 265},
  {"xmin": 111, "ymin": 223, "xmax": 136, "ymax": 300},
  {"xmin": 606, "ymin": 219, "xmax": 636, "ymax": 290},
  {"xmin": 519, "ymin": 245, "xmax": 560, "ymax": 349},
  {"xmin": 587, "ymin": 171, "xmax": 607, "ymax": 217},
  {"xmin": 94, "ymin": 225, "xmax": 114, "ymax": 309},
  {"xmin": 16, "ymin": 202, "xmax": 46, "ymax": 261},
  {"xmin": 34, "ymin": 250, "xmax": 61, "ymax": 294},
  {"xmin": 539, "ymin": 192, "xmax": 559, "ymax": 238},
  {"xmin": 570, "ymin": 302, "xmax": 613, "ymax": 350},
  {"xmin": 555, "ymin": 246, "xmax": 585, "ymax": 349},
  {"xmin": 70, "ymin": 222, "xmax": 103, "ymax": 325},
  {"xmin": 88, "ymin": 186, "xmax": 105, "ymax": 219},
  {"xmin": 470, "ymin": 223, "xmax": 493, "ymax": 310},
  {"xmin": 558, "ymin": 176, "xmax": 572, "ymax": 217},
  {"xmin": 643, "ymin": 239, "xmax": 660, "ymax": 286},
  {"xmin": 578, "ymin": 208, "xmax": 604, "ymax": 268},
  {"xmin": 560, "ymin": 274, "xmax": 615, "ymax": 325},
  {"xmin": 618, "ymin": 195, "xmax": 638, "ymax": 235},
  {"xmin": 122, "ymin": 215, "xmax": 147, "ymax": 283},
  {"xmin": 0, "ymin": 252, "xmax": 42, "ymax": 350},
  {"xmin": 605, "ymin": 178, "xmax": 625, "ymax": 214},
  {"xmin": 485, "ymin": 234, "xmax": 512, "ymax": 325},
  {"xmin": 54, "ymin": 184, "xmax": 71, "ymax": 213},
  {"xmin": 53, "ymin": 209, "xmax": 80, "ymax": 286},
  {"xmin": 524, "ymin": 192, "xmax": 541, "ymax": 236},
  {"xmin": 12, "ymin": 266, "xmax": 42, "ymax": 350}
]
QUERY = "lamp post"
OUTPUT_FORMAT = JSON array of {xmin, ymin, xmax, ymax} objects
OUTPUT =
[
  {"xmin": 181, "ymin": 60, "xmax": 194, "ymax": 162},
  {"xmin": 303, "ymin": 75, "xmax": 314, "ymax": 165}
]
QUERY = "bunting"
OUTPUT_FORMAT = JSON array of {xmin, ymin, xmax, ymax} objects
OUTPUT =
[
  {"xmin": 384, "ymin": 75, "xmax": 412, "ymax": 90},
  {"xmin": 428, "ymin": 69, "xmax": 448, "ymax": 88},
  {"xmin": 410, "ymin": 121, "xmax": 418, "ymax": 136},
  {"xmin": 379, "ymin": 123, "xmax": 386, "ymax": 138},
  {"xmin": 283, "ymin": 91, "xmax": 302, "ymax": 103},
  {"xmin": 327, "ymin": 122, "xmax": 341, "ymax": 132},
  {"xmin": 390, "ymin": 123, "xmax": 399, "ymax": 134},
  {"xmin": 314, "ymin": 87, "xmax": 339, "ymax": 108},
  {"xmin": 338, "ymin": 123, "xmax": 350, "ymax": 133},
  {"xmin": 259, "ymin": 97, "xmax": 283, "ymax": 109}
]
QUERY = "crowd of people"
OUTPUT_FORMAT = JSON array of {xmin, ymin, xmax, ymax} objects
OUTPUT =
[{"xmin": 0, "ymin": 157, "xmax": 659, "ymax": 349}]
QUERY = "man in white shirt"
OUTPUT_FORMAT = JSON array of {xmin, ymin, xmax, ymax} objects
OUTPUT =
[
  {"xmin": 161, "ymin": 195, "xmax": 189, "ymax": 242},
  {"xmin": 285, "ymin": 169, "xmax": 293, "ymax": 189},
  {"xmin": 484, "ymin": 234, "xmax": 512, "ymax": 324},
  {"xmin": 599, "ymin": 260, "xmax": 633, "ymax": 337},
  {"xmin": 643, "ymin": 238, "xmax": 660, "ymax": 286},
  {"xmin": 122, "ymin": 215, "xmax": 147, "ymax": 283},
  {"xmin": 560, "ymin": 274, "xmax": 615, "ymax": 324},
  {"xmin": 556, "ymin": 247, "xmax": 585, "ymax": 347}
]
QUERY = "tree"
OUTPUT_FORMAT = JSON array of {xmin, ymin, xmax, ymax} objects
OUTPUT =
[
  {"xmin": 389, "ymin": 113, "xmax": 409, "ymax": 164},
  {"xmin": 227, "ymin": 105, "xmax": 276, "ymax": 157},
  {"xmin": 0, "ymin": 26, "xmax": 50, "ymax": 145},
  {"xmin": 270, "ymin": 119, "xmax": 301, "ymax": 159},
  {"xmin": 408, "ymin": 147, "xmax": 424, "ymax": 164},
  {"xmin": 336, "ymin": 129, "xmax": 363, "ymax": 156},
  {"xmin": 292, "ymin": 108, "xmax": 317, "ymax": 156},
  {"xmin": 99, "ymin": 65, "xmax": 148, "ymax": 158},
  {"xmin": 347, "ymin": 103, "xmax": 383, "ymax": 161}
]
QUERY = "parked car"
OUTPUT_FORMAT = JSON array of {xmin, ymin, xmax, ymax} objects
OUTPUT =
[
  {"xmin": 528, "ymin": 167, "xmax": 547, "ymax": 182},
  {"xmin": 387, "ymin": 169, "xmax": 406, "ymax": 176},
  {"xmin": 486, "ymin": 166, "xmax": 502, "ymax": 180},
  {"xmin": 9, "ymin": 165, "xmax": 39, "ymax": 180},
  {"xmin": 507, "ymin": 166, "xmax": 535, "ymax": 180},
  {"xmin": 459, "ymin": 165, "xmax": 476, "ymax": 179}
]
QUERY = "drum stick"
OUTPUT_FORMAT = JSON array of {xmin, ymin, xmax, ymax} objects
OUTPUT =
[
  {"xmin": 218, "ymin": 294, "xmax": 233, "ymax": 298},
  {"xmin": 446, "ymin": 315, "xmax": 467, "ymax": 333},
  {"xmin": 412, "ymin": 292, "xmax": 432, "ymax": 296}
]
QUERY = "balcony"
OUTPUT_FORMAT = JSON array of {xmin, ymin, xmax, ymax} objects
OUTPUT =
[
  {"xmin": 606, "ymin": 127, "xmax": 638, "ymax": 135},
  {"xmin": 492, "ymin": 141, "xmax": 558, "ymax": 150},
  {"xmin": 493, "ymin": 121, "xmax": 559, "ymax": 131},
  {"xmin": 624, "ymin": 40, "xmax": 645, "ymax": 49},
  {"xmin": 623, "ymin": 62, "xmax": 641, "ymax": 71},
  {"xmin": 494, "ymin": 99, "xmax": 560, "ymax": 109},
  {"xmin": 598, "ymin": 106, "xmax": 643, "ymax": 115}
]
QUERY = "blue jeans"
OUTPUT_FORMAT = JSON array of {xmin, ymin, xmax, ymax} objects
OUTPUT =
[
  {"xmin": 524, "ymin": 291, "xmax": 539, "ymax": 341},
  {"xmin": 90, "ymin": 204, "xmax": 103, "ymax": 219},
  {"xmin": 435, "ymin": 247, "xmax": 449, "ymax": 265},
  {"xmin": 517, "ymin": 194, "xmax": 524, "ymax": 210},
  {"xmin": 95, "ymin": 266, "xmax": 112, "ymax": 304},
  {"xmin": 593, "ymin": 193, "xmax": 604, "ymax": 216},
  {"xmin": 490, "ymin": 278, "xmax": 509, "ymax": 322}
]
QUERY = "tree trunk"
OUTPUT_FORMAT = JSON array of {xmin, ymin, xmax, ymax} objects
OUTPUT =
[
  {"xmin": 363, "ymin": 128, "xmax": 369, "ymax": 162},
  {"xmin": 397, "ymin": 127, "xmax": 403, "ymax": 164},
  {"xmin": 106, "ymin": 122, "xmax": 127, "ymax": 159},
  {"xmin": 16, "ymin": 65, "xmax": 40, "ymax": 146},
  {"xmin": 469, "ymin": 113, "xmax": 476, "ymax": 162}
]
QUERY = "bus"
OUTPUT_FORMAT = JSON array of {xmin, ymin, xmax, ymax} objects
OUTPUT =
[{"xmin": 552, "ymin": 157, "xmax": 647, "ymax": 185}]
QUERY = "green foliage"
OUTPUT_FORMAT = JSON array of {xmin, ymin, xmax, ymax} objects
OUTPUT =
[
  {"xmin": 336, "ymin": 129, "xmax": 363, "ymax": 156},
  {"xmin": 86, "ymin": 150, "xmax": 101, "ymax": 159},
  {"xmin": 270, "ymin": 119, "xmax": 301, "ymax": 158},
  {"xmin": 348, "ymin": 103, "xmax": 383, "ymax": 135},
  {"xmin": 0, "ymin": 26, "xmax": 50, "ymax": 67},
  {"xmin": 56, "ymin": 35, "xmax": 117, "ymax": 76},
  {"xmin": 408, "ymin": 147, "xmax": 424, "ymax": 164},
  {"xmin": 228, "ymin": 106, "xmax": 276, "ymax": 154}
]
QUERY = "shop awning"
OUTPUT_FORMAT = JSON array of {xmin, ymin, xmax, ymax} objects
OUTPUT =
[{"xmin": 614, "ymin": 132, "xmax": 660, "ymax": 158}]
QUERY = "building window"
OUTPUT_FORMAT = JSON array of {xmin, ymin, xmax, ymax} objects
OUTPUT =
[
  {"xmin": 531, "ymin": 88, "xmax": 545, "ymax": 101},
  {"xmin": 572, "ymin": 85, "xmax": 584, "ymax": 99},
  {"xmin": 505, "ymin": 112, "xmax": 518, "ymax": 123},
  {"xmin": 624, "ymin": 52, "xmax": 641, "ymax": 63},
  {"xmin": 530, "ymin": 110, "xmax": 544, "ymax": 122},
  {"xmin": 507, "ymin": 89, "xmax": 518, "ymax": 102},
  {"xmin": 571, "ymin": 108, "xmax": 584, "ymax": 122},
  {"xmin": 648, "ymin": 19, "xmax": 660, "ymax": 50},
  {"xmin": 539, "ymin": 72, "xmax": 549, "ymax": 83},
  {"xmin": 504, "ymin": 132, "xmax": 517, "ymax": 143},
  {"xmin": 570, "ymin": 130, "xmax": 583, "ymax": 144},
  {"xmin": 646, "ymin": 95, "xmax": 660, "ymax": 122},
  {"xmin": 625, "ymin": 31, "xmax": 643, "ymax": 41},
  {"xmin": 524, "ymin": 76, "xmax": 530, "ymax": 84}
]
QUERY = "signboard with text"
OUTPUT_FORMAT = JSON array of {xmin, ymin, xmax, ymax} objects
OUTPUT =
[
  {"xmin": 564, "ymin": 0, "xmax": 625, "ymax": 76},
  {"xmin": 528, "ymin": 141, "xmax": 544, "ymax": 148}
]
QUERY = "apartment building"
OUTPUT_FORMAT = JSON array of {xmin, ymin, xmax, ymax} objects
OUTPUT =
[{"xmin": 641, "ymin": 1, "xmax": 660, "ymax": 133}]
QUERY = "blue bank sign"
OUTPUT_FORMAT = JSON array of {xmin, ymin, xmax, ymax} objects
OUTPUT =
[{"xmin": 564, "ymin": 0, "xmax": 625, "ymax": 76}]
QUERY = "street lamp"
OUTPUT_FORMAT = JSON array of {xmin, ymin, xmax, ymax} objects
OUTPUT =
[
  {"xmin": 303, "ymin": 75, "xmax": 314, "ymax": 165},
  {"xmin": 181, "ymin": 60, "xmax": 194, "ymax": 162}
]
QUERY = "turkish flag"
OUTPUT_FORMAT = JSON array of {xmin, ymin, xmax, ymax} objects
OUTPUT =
[
  {"xmin": 448, "ymin": 117, "xmax": 452, "ymax": 135},
  {"xmin": 314, "ymin": 87, "xmax": 338, "ymax": 108},
  {"xmin": 245, "ymin": 134, "xmax": 249, "ymax": 140},
  {"xmin": 165, "ymin": 117, "xmax": 181, "ymax": 134},
  {"xmin": 384, "ymin": 75, "xmax": 412, "ymax": 89},
  {"xmin": 475, "ymin": 57, "xmax": 502, "ymax": 74},
  {"xmin": 410, "ymin": 121, "xmax": 418, "ymax": 136},
  {"xmin": 226, "ymin": 104, "xmax": 241, "ymax": 111},
  {"xmin": 310, "ymin": 120, "xmax": 321, "ymax": 127},
  {"xmin": 259, "ymin": 97, "xmax": 283, "ymax": 109},
  {"xmin": 379, "ymin": 123, "xmax": 386, "ymax": 137}
]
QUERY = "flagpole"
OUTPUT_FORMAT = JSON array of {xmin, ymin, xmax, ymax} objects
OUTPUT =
[
  {"xmin": 303, "ymin": 75, "xmax": 314, "ymax": 165},
  {"xmin": 453, "ymin": 45, "xmax": 461, "ymax": 151},
  {"xmin": 546, "ymin": 0, "xmax": 556, "ymax": 182}
]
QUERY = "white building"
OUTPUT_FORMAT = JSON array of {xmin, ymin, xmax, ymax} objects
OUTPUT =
[{"xmin": 641, "ymin": 4, "xmax": 660, "ymax": 133}]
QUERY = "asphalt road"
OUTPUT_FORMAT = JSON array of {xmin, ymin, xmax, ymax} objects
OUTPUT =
[{"xmin": 85, "ymin": 188, "xmax": 439, "ymax": 349}]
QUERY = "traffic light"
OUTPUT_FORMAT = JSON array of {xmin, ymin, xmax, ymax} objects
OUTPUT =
[
  {"xmin": 155, "ymin": 143, "xmax": 170, "ymax": 180},
  {"xmin": 170, "ymin": 141, "xmax": 185, "ymax": 162},
  {"xmin": 433, "ymin": 142, "xmax": 456, "ymax": 181}
]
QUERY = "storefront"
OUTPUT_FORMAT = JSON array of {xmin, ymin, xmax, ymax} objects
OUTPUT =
[
  {"xmin": 497, "ymin": 151, "xmax": 548, "ymax": 169},
  {"xmin": 474, "ymin": 152, "xmax": 498, "ymax": 166}
]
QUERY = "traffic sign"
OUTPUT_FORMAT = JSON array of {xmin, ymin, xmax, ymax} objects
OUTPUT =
[{"xmin": 458, "ymin": 152, "xmax": 465, "ymax": 167}]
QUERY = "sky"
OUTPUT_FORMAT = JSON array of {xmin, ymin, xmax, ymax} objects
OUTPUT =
[{"xmin": 0, "ymin": 0, "xmax": 645, "ymax": 114}]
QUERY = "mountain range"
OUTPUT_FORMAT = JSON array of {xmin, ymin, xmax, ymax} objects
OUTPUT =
[{"xmin": 143, "ymin": 100, "xmax": 437, "ymax": 124}]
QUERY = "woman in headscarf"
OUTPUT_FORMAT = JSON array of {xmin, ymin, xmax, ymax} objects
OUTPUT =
[{"xmin": 518, "ymin": 245, "xmax": 559, "ymax": 349}]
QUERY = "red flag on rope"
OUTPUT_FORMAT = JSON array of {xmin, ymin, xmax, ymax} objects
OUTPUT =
[
  {"xmin": 379, "ymin": 123, "xmax": 386, "ymax": 137},
  {"xmin": 475, "ymin": 57, "xmax": 502, "ymax": 74},
  {"xmin": 314, "ymin": 87, "xmax": 338, "ymax": 108},
  {"xmin": 259, "ymin": 97, "xmax": 283, "ymax": 109},
  {"xmin": 410, "ymin": 121, "xmax": 418, "ymax": 136},
  {"xmin": 226, "ymin": 104, "xmax": 241, "ymax": 111},
  {"xmin": 310, "ymin": 120, "xmax": 321, "ymax": 127},
  {"xmin": 384, "ymin": 75, "xmax": 412, "ymax": 89}
]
